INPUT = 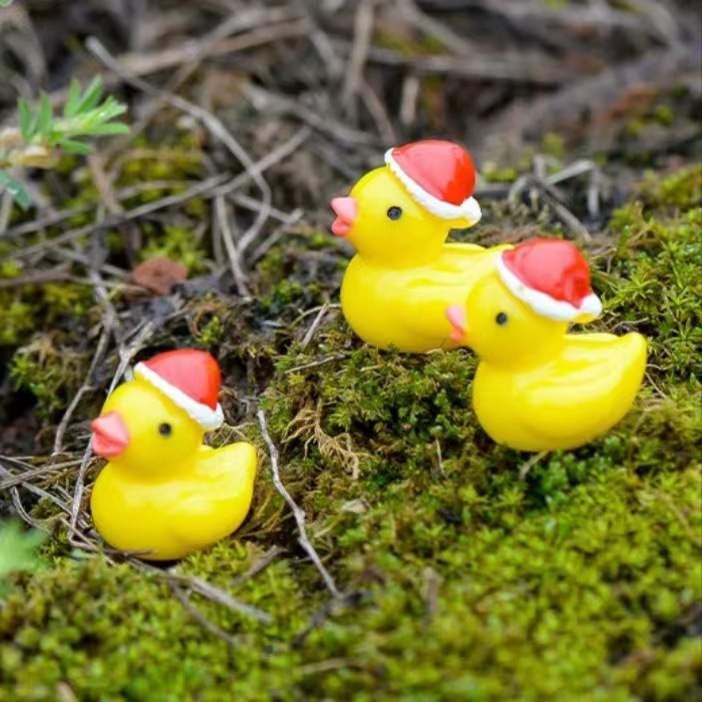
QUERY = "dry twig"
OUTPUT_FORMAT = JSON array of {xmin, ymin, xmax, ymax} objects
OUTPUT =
[
  {"xmin": 169, "ymin": 583, "xmax": 241, "ymax": 646},
  {"xmin": 340, "ymin": 0, "xmax": 376, "ymax": 116},
  {"xmin": 52, "ymin": 324, "xmax": 112, "ymax": 458},
  {"xmin": 214, "ymin": 195, "xmax": 250, "ymax": 298},
  {"xmin": 230, "ymin": 545, "xmax": 285, "ymax": 589},
  {"xmin": 257, "ymin": 409, "xmax": 341, "ymax": 598},
  {"xmin": 86, "ymin": 37, "xmax": 273, "ymax": 253}
]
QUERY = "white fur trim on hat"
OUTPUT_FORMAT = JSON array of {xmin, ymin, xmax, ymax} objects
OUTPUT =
[
  {"xmin": 133, "ymin": 363, "xmax": 224, "ymax": 430},
  {"xmin": 496, "ymin": 253, "xmax": 602, "ymax": 321},
  {"xmin": 385, "ymin": 149, "xmax": 482, "ymax": 224}
]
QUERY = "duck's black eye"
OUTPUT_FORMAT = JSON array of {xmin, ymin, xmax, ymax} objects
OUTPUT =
[
  {"xmin": 387, "ymin": 206, "xmax": 403, "ymax": 220},
  {"xmin": 495, "ymin": 312, "xmax": 508, "ymax": 326},
  {"xmin": 158, "ymin": 422, "xmax": 172, "ymax": 437}
]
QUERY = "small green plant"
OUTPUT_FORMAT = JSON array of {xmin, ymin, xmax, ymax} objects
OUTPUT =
[
  {"xmin": 0, "ymin": 77, "xmax": 129, "ymax": 210},
  {"xmin": 0, "ymin": 521, "xmax": 45, "ymax": 581}
]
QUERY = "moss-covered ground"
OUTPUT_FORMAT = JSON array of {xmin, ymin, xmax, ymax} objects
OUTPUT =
[{"xmin": 1, "ymin": 162, "xmax": 701, "ymax": 701}]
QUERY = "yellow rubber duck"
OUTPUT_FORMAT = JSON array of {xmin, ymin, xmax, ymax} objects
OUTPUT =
[
  {"xmin": 446, "ymin": 238, "xmax": 647, "ymax": 452},
  {"xmin": 90, "ymin": 349, "xmax": 257, "ymax": 560},
  {"xmin": 331, "ymin": 139, "xmax": 509, "ymax": 353}
]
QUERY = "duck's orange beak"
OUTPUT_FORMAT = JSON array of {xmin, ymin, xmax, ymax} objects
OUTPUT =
[
  {"xmin": 446, "ymin": 305, "xmax": 468, "ymax": 342},
  {"xmin": 330, "ymin": 196, "xmax": 358, "ymax": 237},
  {"xmin": 91, "ymin": 411, "xmax": 130, "ymax": 458}
]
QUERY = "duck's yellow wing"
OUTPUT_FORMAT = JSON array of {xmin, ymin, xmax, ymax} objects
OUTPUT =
[
  {"xmin": 170, "ymin": 442, "xmax": 257, "ymax": 550},
  {"xmin": 519, "ymin": 333, "xmax": 647, "ymax": 448}
]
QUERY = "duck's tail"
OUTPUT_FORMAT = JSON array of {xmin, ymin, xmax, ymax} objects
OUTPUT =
[{"xmin": 615, "ymin": 331, "xmax": 648, "ymax": 411}]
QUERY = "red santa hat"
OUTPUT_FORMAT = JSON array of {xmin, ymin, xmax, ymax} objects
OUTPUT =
[
  {"xmin": 132, "ymin": 349, "xmax": 224, "ymax": 430},
  {"xmin": 496, "ymin": 238, "xmax": 602, "ymax": 321},
  {"xmin": 385, "ymin": 140, "xmax": 482, "ymax": 224}
]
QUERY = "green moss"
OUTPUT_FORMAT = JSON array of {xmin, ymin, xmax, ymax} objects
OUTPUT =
[
  {"xmin": 637, "ymin": 165, "xmax": 702, "ymax": 210},
  {"xmin": 0, "ymin": 260, "xmax": 21, "ymax": 279},
  {"xmin": 0, "ymin": 279, "xmax": 95, "ymax": 348},
  {"xmin": 481, "ymin": 163, "xmax": 519, "ymax": 184},
  {"xmin": 1, "ymin": 166, "xmax": 701, "ymax": 700},
  {"xmin": 0, "ymin": 553, "xmax": 313, "ymax": 702},
  {"xmin": 374, "ymin": 30, "xmax": 446, "ymax": 58},
  {"xmin": 0, "ymin": 299, "xmax": 35, "ymax": 347},
  {"xmin": 9, "ymin": 337, "xmax": 91, "ymax": 420},
  {"xmin": 254, "ymin": 238, "xmax": 334, "ymax": 321},
  {"xmin": 0, "ymin": 275, "xmax": 96, "ymax": 418},
  {"xmin": 193, "ymin": 313, "xmax": 225, "ymax": 347},
  {"xmin": 541, "ymin": 133, "xmax": 567, "ymax": 160},
  {"xmin": 651, "ymin": 105, "xmax": 674, "ymax": 127},
  {"xmin": 140, "ymin": 224, "xmax": 207, "ymax": 274},
  {"xmin": 304, "ymin": 466, "xmax": 700, "ymax": 702},
  {"xmin": 599, "ymin": 172, "xmax": 702, "ymax": 385},
  {"xmin": 1, "ymin": 452, "xmax": 698, "ymax": 700}
]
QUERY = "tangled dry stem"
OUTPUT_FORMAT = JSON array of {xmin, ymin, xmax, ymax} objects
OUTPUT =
[{"xmin": 285, "ymin": 401, "xmax": 362, "ymax": 480}]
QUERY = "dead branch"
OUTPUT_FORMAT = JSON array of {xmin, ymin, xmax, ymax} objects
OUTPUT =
[{"xmin": 257, "ymin": 409, "xmax": 342, "ymax": 598}]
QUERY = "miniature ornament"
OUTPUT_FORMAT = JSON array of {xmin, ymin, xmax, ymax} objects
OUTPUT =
[
  {"xmin": 446, "ymin": 238, "xmax": 647, "ymax": 452},
  {"xmin": 496, "ymin": 239, "xmax": 602, "ymax": 322},
  {"xmin": 90, "ymin": 349, "xmax": 257, "ymax": 560},
  {"xmin": 384, "ymin": 140, "xmax": 481, "ymax": 222},
  {"xmin": 330, "ymin": 138, "xmax": 510, "ymax": 353}
]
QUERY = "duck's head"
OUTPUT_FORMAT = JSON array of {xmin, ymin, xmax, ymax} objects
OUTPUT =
[
  {"xmin": 90, "ymin": 350, "xmax": 223, "ymax": 476},
  {"xmin": 330, "ymin": 140, "xmax": 482, "ymax": 266},
  {"xmin": 446, "ymin": 238, "xmax": 602, "ymax": 366}
]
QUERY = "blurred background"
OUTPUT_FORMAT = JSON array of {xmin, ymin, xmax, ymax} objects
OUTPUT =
[{"xmin": 1, "ymin": 0, "xmax": 700, "ymax": 227}]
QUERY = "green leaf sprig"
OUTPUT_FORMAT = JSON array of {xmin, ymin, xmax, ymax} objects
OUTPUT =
[{"xmin": 0, "ymin": 76, "xmax": 130, "ymax": 210}]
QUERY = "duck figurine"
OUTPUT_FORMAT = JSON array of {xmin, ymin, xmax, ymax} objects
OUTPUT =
[
  {"xmin": 331, "ymin": 139, "xmax": 509, "ymax": 353},
  {"xmin": 446, "ymin": 239, "xmax": 647, "ymax": 452},
  {"xmin": 89, "ymin": 349, "xmax": 257, "ymax": 560}
]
